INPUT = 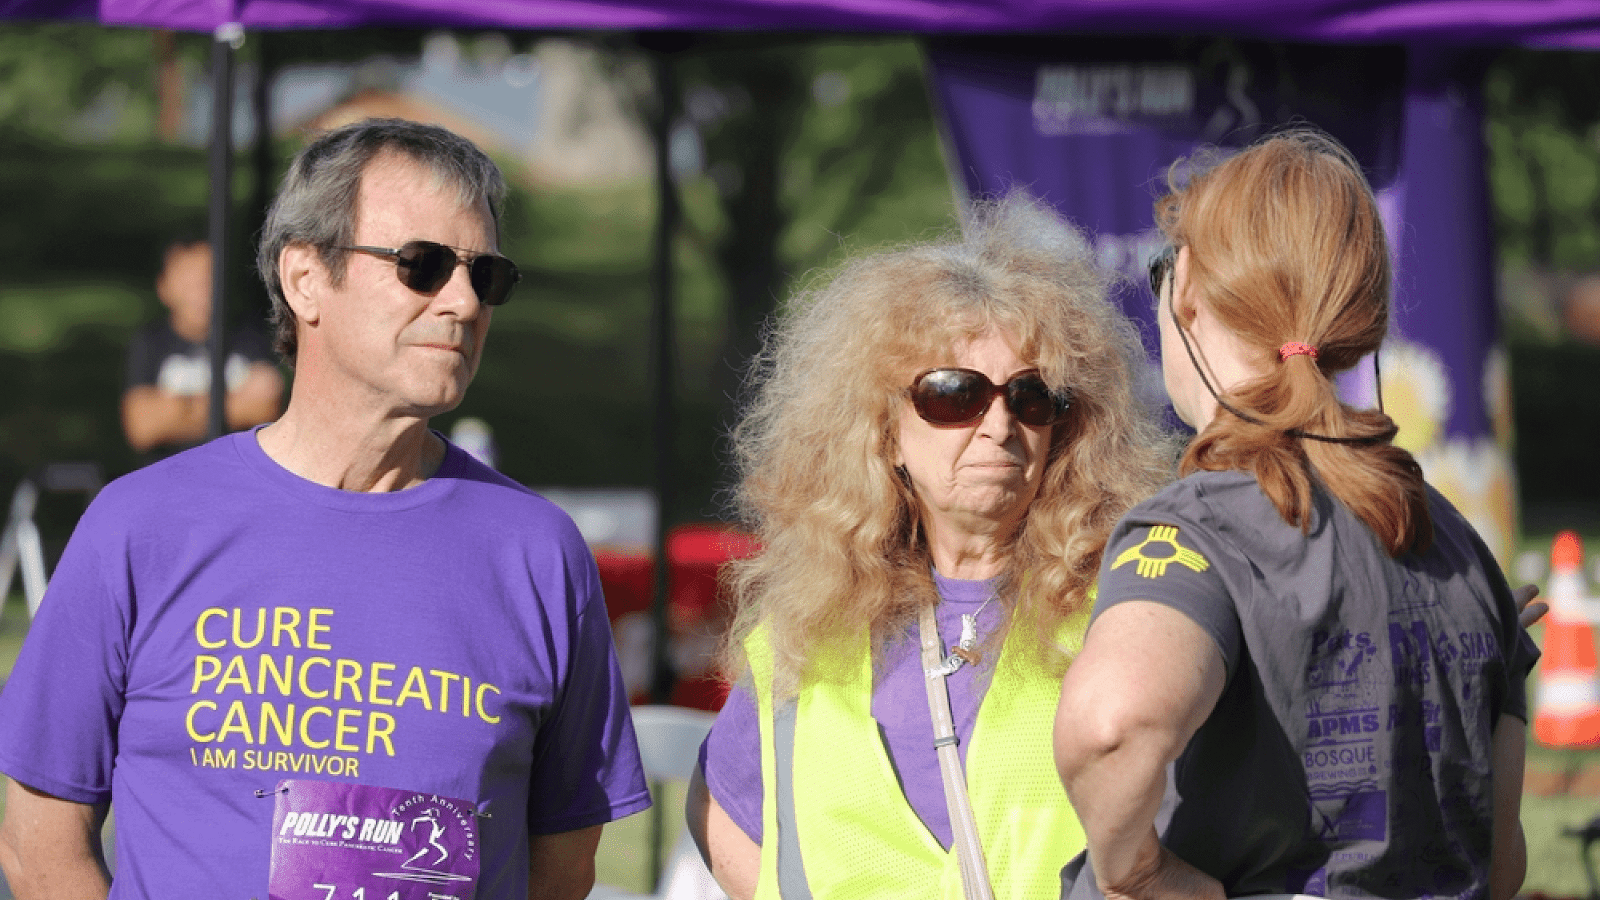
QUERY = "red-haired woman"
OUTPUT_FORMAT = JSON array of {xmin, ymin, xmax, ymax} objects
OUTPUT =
[{"xmin": 1054, "ymin": 129, "xmax": 1540, "ymax": 900}]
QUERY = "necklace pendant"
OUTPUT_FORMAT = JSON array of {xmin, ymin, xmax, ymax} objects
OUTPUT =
[
  {"xmin": 958, "ymin": 612, "xmax": 979, "ymax": 647},
  {"xmin": 925, "ymin": 597, "xmax": 994, "ymax": 678},
  {"xmin": 926, "ymin": 644, "xmax": 981, "ymax": 679},
  {"xmin": 955, "ymin": 612, "xmax": 982, "ymax": 665}
]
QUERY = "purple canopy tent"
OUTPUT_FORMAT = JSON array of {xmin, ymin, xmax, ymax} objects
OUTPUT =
[
  {"xmin": 0, "ymin": 0, "xmax": 1577, "ymax": 45},
  {"xmin": 6, "ymin": 0, "xmax": 1600, "ymax": 697}
]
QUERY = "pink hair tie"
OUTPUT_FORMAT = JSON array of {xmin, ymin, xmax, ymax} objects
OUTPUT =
[{"xmin": 1278, "ymin": 341, "xmax": 1319, "ymax": 362}]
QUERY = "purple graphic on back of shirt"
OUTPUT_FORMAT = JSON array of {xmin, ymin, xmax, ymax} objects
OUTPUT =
[
  {"xmin": 269, "ymin": 778, "xmax": 480, "ymax": 900},
  {"xmin": 1309, "ymin": 783, "xmax": 1388, "ymax": 842}
]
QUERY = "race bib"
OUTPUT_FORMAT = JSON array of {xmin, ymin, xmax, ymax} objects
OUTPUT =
[{"xmin": 267, "ymin": 779, "xmax": 481, "ymax": 900}]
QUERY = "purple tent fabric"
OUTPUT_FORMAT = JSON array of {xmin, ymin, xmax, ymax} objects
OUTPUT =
[
  {"xmin": 0, "ymin": 0, "xmax": 98, "ymax": 20},
  {"xmin": 1388, "ymin": 48, "xmax": 1500, "ymax": 443},
  {"xmin": 926, "ymin": 35, "xmax": 1407, "ymax": 354},
  {"xmin": 71, "ymin": 0, "xmax": 1600, "ymax": 48}
]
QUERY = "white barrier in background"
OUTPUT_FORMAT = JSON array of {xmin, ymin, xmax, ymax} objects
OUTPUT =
[{"xmin": 0, "ymin": 463, "xmax": 103, "ymax": 622}]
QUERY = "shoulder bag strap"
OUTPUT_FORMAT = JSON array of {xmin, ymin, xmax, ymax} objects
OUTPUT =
[{"xmin": 919, "ymin": 604, "xmax": 997, "ymax": 900}]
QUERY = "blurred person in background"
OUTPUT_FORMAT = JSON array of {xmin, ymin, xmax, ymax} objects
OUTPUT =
[
  {"xmin": 687, "ymin": 192, "xmax": 1175, "ymax": 900},
  {"xmin": 0, "ymin": 118, "xmax": 647, "ymax": 900},
  {"xmin": 121, "ymin": 234, "xmax": 283, "ymax": 457},
  {"xmin": 1054, "ymin": 128, "xmax": 1540, "ymax": 900}
]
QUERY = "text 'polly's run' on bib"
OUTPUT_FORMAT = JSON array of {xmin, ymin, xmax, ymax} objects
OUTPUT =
[{"xmin": 268, "ymin": 779, "xmax": 481, "ymax": 900}]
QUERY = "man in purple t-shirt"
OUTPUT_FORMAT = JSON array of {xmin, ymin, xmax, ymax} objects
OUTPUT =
[{"xmin": 0, "ymin": 119, "xmax": 649, "ymax": 900}]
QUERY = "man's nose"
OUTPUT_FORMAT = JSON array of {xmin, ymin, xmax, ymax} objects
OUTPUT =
[{"xmin": 434, "ymin": 264, "xmax": 483, "ymax": 317}]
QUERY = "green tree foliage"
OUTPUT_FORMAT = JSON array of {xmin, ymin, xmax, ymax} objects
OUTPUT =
[
  {"xmin": 0, "ymin": 23, "xmax": 179, "ymax": 139},
  {"xmin": 659, "ymin": 36, "xmax": 954, "ymax": 493},
  {"xmin": 2, "ymin": 27, "xmax": 1597, "ymax": 536},
  {"xmin": 573, "ymin": 34, "xmax": 956, "ymax": 517},
  {"xmin": 1483, "ymin": 49, "xmax": 1600, "ymax": 521},
  {"xmin": 1486, "ymin": 48, "xmax": 1600, "ymax": 272}
]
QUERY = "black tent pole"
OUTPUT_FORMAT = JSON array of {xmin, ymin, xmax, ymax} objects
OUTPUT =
[
  {"xmin": 646, "ymin": 46, "xmax": 680, "ymax": 707},
  {"xmin": 206, "ymin": 25, "xmax": 241, "ymax": 441},
  {"xmin": 250, "ymin": 32, "xmax": 276, "ymax": 326}
]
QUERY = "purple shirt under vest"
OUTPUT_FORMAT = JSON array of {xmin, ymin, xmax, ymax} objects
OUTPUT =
[{"xmin": 701, "ymin": 571, "xmax": 1003, "ymax": 850}]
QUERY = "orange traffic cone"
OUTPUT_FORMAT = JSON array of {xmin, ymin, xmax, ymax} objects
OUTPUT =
[{"xmin": 1534, "ymin": 530, "xmax": 1600, "ymax": 747}]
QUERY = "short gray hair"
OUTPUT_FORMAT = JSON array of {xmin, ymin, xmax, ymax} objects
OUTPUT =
[{"xmin": 256, "ymin": 118, "xmax": 509, "ymax": 363}]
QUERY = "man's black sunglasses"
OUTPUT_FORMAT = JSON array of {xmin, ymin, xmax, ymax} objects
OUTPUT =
[{"xmin": 337, "ymin": 240, "xmax": 521, "ymax": 307}]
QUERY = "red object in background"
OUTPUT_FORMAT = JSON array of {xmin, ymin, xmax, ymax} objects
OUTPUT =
[
  {"xmin": 1534, "ymin": 530, "xmax": 1600, "ymax": 747},
  {"xmin": 593, "ymin": 548, "xmax": 655, "ymax": 707},
  {"xmin": 591, "ymin": 525, "xmax": 759, "ymax": 712},
  {"xmin": 665, "ymin": 525, "xmax": 760, "ymax": 711},
  {"xmin": 593, "ymin": 548, "xmax": 654, "ymax": 619}
]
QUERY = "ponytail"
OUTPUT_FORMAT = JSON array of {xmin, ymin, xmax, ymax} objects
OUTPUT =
[
  {"xmin": 1161, "ymin": 128, "xmax": 1433, "ymax": 557},
  {"xmin": 1181, "ymin": 352, "xmax": 1431, "ymax": 556}
]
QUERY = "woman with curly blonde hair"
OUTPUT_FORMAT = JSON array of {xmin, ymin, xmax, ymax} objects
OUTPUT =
[{"xmin": 686, "ymin": 192, "xmax": 1174, "ymax": 900}]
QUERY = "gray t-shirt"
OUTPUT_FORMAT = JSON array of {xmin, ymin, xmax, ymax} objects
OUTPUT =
[{"xmin": 1061, "ymin": 469, "xmax": 1536, "ymax": 899}]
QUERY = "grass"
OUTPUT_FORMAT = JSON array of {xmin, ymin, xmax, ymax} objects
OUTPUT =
[
  {"xmin": 1518, "ymin": 636, "xmax": 1600, "ymax": 898},
  {"xmin": 596, "ymin": 779, "xmax": 691, "ymax": 894},
  {"xmin": 0, "ymin": 592, "xmax": 31, "ymax": 681},
  {"xmin": 1525, "ymin": 790, "xmax": 1600, "ymax": 898}
]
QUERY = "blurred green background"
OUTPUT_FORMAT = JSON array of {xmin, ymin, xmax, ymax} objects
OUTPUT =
[
  {"xmin": 0, "ymin": 28, "xmax": 966, "ymax": 551},
  {"xmin": 1, "ymin": 28, "xmax": 1598, "ymax": 547}
]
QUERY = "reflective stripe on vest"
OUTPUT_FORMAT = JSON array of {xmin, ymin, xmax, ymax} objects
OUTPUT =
[{"xmin": 747, "ymin": 612, "xmax": 1087, "ymax": 900}]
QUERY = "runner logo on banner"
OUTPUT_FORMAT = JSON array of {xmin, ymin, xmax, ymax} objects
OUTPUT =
[{"xmin": 267, "ymin": 779, "xmax": 480, "ymax": 900}]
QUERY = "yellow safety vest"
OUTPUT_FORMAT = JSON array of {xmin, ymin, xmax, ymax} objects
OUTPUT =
[{"xmin": 747, "ymin": 612, "xmax": 1087, "ymax": 900}]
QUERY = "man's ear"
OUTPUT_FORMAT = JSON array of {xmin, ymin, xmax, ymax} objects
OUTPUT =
[{"xmin": 278, "ymin": 243, "xmax": 324, "ymax": 325}]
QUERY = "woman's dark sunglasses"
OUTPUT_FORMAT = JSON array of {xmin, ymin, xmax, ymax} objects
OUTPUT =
[
  {"xmin": 1148, "ymin": 244, "xmax": 1176, "ymax": 299},
  {"xmin": 337, "ymin": 240, "xmax": 521, "ymax": 307},
  {"xmin": 908, "ymin": 368, "xmax": 1071, "ymax": 428}
]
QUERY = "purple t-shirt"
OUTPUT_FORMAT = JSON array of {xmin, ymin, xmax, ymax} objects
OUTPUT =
[
  {"xmin": 701, "ymin": 572, "xmax": 1002, "ymax": 850},
  {"xmin": 0, "ymin": 430, "xmax": 650, "ymax": 900}
]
